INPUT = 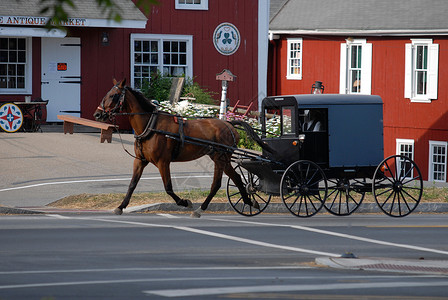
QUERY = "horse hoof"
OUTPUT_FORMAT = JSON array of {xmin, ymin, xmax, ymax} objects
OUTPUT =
[
  {"xmin": 190, "ymin": 208, "xmax": 203, "ymax": 218},
  {"xmin": 114, "ymin": 208, "xmax": 123, "ymax": 215}
]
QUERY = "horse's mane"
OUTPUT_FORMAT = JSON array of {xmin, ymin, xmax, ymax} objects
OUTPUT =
[{"xmin": 126, "ymin": 86, "xmax": 157, "ymax": 112}]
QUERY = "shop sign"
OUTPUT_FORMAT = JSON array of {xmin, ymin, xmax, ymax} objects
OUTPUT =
[{"xmin": 213, "ymin": 22, "xmax": 240, "ymax": 56}]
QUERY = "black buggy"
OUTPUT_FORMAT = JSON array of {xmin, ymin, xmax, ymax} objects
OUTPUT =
[{"xmin": 226, "ymin": 94, "xmax": 423, "ymax": 218}]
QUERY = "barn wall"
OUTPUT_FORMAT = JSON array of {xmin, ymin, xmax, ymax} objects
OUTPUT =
[{"xmin": 269, "ymin": 35, "xmax": 448, "ymax": 181}]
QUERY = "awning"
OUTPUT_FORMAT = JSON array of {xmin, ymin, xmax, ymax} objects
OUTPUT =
[{"xmin": 0, "ymin": 26, "xmax": 66, "ymax": 37}]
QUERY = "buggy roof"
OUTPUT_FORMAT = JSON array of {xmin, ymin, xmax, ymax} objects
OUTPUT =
[{"xmin": 263, "ymin": 94, "xmax": 383, "ymax": 107}]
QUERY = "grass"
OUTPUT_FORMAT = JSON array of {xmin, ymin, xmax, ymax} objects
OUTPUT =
[{"xmin": 48, "ymin": 186, "xmax": 448, "ymax": 210}]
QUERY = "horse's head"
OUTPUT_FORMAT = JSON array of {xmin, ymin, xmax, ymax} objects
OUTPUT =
[{"xmin": 94, "ymin": 78, "xmax": 127, "ymax": 122}]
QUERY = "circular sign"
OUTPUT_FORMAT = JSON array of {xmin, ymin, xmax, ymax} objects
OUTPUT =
[
  {"xmin": 0, "ymin": 103, "xmax": 23, "ymax": 132},
  {"xmin": 213, "ymin": 23, "xmax": 241, "ymax": 56}
]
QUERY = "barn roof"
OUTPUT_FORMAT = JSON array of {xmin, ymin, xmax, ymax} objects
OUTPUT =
[{"xmin": 270, "ymin": 0, "xmax": 448, "ymax": 36}]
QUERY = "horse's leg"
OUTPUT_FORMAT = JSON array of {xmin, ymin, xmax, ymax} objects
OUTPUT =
[
  {"xmin": 158, "ymin": 162, "xmax": 193, "ymax": 209},
  {"xmin": 191, "ymin": 161, "xmax": 225, "ymax": 218},
  {"xmin": 115, "ymin": 158, "xmax": 148, "ymax": 215},
  {"xmin": 224, "ymin": 161, "xmax": 260, "ymax": 209}
]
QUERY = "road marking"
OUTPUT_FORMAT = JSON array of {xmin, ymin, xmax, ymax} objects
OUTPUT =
[
  {"xmin": 76, "ymin": 217, "xmax": 340, "ymax": 257},
  {"xmin": 143, "ymin": 281, "xmax": 448, "ymax": 297},
  {"xmin": 0, "ymin": 266, "xmax": 313, "ymax": 275},
  {"xmin": 0, "ymin": 175, "xmax": 213, "ymax": 192},
  {"xmin": 207, "ymin": 218, "xmax": 448, "ymax": 256},
  {"xmin": 157, "ymin": 213, "xmax": 179, "ymax": 218}
]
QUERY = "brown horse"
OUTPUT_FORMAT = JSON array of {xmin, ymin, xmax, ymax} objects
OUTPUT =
[{"xmin": 94, "ymin": 79, "xmax": 271, "ymax": 217}]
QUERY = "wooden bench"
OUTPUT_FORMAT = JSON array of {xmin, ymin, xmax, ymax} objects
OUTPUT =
[{"xmin": 57, "ymin": 115, "xmax": 117, "ymax": 143}]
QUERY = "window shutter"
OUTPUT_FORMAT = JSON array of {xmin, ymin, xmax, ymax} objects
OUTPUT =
[
  {"xmin": 339, "ymin": 43, "xmax": 347, "ymax": 94},
  {"xmin": 427, "ymin": 43, "xmax": 439, "ymax": 100},
  {"xmin": 404, "ymin": 44, "xmax": 412, "ymax": 99},
  {"xmin": 361, "ymin": 43, "xmax": 372, "ymax": 95}
]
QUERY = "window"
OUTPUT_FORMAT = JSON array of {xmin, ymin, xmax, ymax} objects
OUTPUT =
[
  {"xmin": 175, "ymin": 0, "xmax": 208, "ymax": 10},
  {"xmin": 0, "ymin": 37, "xmax": 32, "ymax": 94},
  {"xmin": 429, "ymin": 141, "xmax": 447, "ymax": 182},
  {"xmin": 396, "ymin": 139, "xmax": 414, "ymax": 179},
  {"xmin": 405, "ymin": 39, "xmax": 439, "ymax": 103},
  {"xmin": 131, "ymin": 34, "xmax": 192, "ymax": 89},
  {"xmin": 286, "ymin": 38, "xmax": 302, "ymax": 80},
  {"xmin": 339, "ymin": 39, "xmax": 372, "ymax": 95}
]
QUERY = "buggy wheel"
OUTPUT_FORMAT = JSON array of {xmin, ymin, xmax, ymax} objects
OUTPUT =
[
  {"xmin": 280, "ymin": 160, "xmax": 327, "ymax": 217},
  {"xmin": 325, "ymin": 178, "xmax": 365, "ymax": 216},
  {"xmin": 226, "ymin": 165, "xmax": 271, "ymax": 216},
  {"xmin": 373, "ymin": 155, "xmax": 423, "ymax": 217}
]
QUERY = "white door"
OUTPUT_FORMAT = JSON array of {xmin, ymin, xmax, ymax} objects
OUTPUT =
[{"xmin": 41, "ymin": 37, "xmax": 81, "ymax": 122}]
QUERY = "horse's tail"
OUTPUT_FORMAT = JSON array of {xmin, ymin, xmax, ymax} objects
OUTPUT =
[{"xmin": 229, "ymin": 120, "xmax": 275, "ymax": 153}]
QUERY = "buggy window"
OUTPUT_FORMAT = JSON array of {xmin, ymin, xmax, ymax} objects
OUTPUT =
[
  {"xmin": 263, "ymin": 106, "xmax": 296, "ymax": 136},
  {"xmin": 299, "ymin": 109, "xmax": 327, "ymax": 132}
]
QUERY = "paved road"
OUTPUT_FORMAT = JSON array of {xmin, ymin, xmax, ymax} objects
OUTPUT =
[
  {"xmin": 0, "ymin": 129, "xmax": 218, "ymax": 207},
  {"xmin": 1, "ymin": 213, "xmax": 447, "ymax": 299}
]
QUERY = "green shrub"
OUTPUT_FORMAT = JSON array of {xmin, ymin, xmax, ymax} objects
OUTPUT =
[
  {"xmin": 140, "ymin": 71, "xmax": 172, "ymax": 101},
  {"xmin": 182, "ymin": 78, "xmax": 218, "ymax": 105}
]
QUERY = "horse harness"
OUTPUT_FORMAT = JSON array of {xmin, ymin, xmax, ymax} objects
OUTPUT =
[{"xmin": 103, "ymin": 85, "xmax": 186, "ymax": 162}]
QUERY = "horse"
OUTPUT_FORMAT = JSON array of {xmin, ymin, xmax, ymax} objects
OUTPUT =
[{"xmin": 94, "ymin": 79, "xmax": 272, "ymax": 218}]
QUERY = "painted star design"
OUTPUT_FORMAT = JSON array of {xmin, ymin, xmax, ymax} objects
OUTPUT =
[{"xmin": 0, "ymin": 106, "xmax": 21, "ymax": 130}]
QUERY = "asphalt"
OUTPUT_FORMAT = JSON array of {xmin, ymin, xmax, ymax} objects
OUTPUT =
[{"xmin": 1, "ymin": 126, "xmax": 448, "ymax": 276}]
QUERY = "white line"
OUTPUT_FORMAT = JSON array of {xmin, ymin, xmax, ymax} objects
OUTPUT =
[
  {"xmin": 157, "ymin": 213, "xmax": 179, "ymax": 218},
  {"xmin": 208, "ymin": 218, "xmax": 448, "ymax": 256},
  {"xmin": 0, "ymin": 175, "xmax": 213, "ymax": 192},
  {"xmin": 0, "ymin": 266, "xmax": 312, "ymax": 276},
  {"xmin": 79, "ymin": 217, "xmax": 340, "ymax": 257},
  {"xmin": 144, "ymin": 281, "xmax": 448, "ymax": 297}
]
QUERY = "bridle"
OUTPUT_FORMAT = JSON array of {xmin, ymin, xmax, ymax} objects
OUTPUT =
[{"xmin": 96, "ymin": 85, "xmax": 127, "ymax": 121}]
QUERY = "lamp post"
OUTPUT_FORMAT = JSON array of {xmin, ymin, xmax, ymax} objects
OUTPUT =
[
  {"xmin": 311, "ymin": 81, "xmax": 324, "ymax": 94},
  {"xmin": 216, "ymin": 69, "xmax": 236, "ymax": 120}
]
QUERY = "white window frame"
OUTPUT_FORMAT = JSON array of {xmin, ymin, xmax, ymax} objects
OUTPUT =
[
  {"xmin": 396, "ymin": 139, "xmax": 415, "ymax": 179},
  {"xmin": 429, "ymin": 141, "xmax": 447, "ymax": 182},
  {"xmin": 339, "ymin": 39, "xmax": 372, "ymax": 95},
  {"xmin": 0, "ymin": 37, "xmax": 32, "ymax": 94},
  {"xmin": 286, "ymin": 38, "xmax": 302, "ymax": 80},
  {"xmin": 175, "ymin": 0, "xmax": 208, "ymax": 10},
  {"xmin": 405, "ymin": 39, "xmax": 439, "ymax": 103},
  {"xmin": 130, "ymin": 34, "xmax": 193, "ymax": 89}
]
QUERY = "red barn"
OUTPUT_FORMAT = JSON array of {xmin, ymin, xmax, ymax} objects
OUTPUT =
[
  {"xmin": 268, "ymin": 0, "xmax": 448, "ymax": 183},
  {"xmin": 0, "ymin": 0, "xmax": 269, "ymax": 126}
]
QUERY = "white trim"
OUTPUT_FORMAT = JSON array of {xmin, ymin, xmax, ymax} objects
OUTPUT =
[
  {"xmin": 339, "ymin": 43, "xmax": 347, "ymax": 94},
  {"xmin": 258, "ymin": 0, "xmax": 270, "ymax": 112},
  {"xmin": 404, "ymin": 39, "xmax": 439, "ymax": 103},
  {"xmin": 396, "ymin": 139, "xmax": 415, "ymax": 158},
  {"xmin": 269, "ymin": 29, "xmax": 448, "ymax": 36},
  {"xmin": 428, "ymin": 140, "xmax": 447, "ymax": 182},
  {"xmin": 130, "ymin": 34, "xmax": 193, "ymax": 88},
  {"xmin": 175, "ymin": 0, "xmax": 208, "ymax": 10},
  {"xmin": 0, "ymin": 27, "xmax": 66, "ymax": 37},
  {"xmin": 339, "ymin": 39, "xmax": 372, "ymax": 95},
  {"xmin": 0, "ymin": 37, "xmax": 32, "ymax": 95},
  {"xmin": 286, "ymin": 38, "xmax": 302, "ymax": 80}
]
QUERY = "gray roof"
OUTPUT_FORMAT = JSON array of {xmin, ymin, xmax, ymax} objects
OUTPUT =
[
  {"xmin": 270, "ymin": 0, "xmax": 448, "ymax": 35},
  {"xmin": 0, "ymin": 0, "xmax": 146, "ymax": 21}
]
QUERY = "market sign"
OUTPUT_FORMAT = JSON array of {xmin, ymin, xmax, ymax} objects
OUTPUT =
[
  {"xmin": 0, "ymin": 15, "xmax": 146, "ymax": 28},
  {"xmin": 213, "ymin": 22, "xmax": 240, "ymax": 56}
]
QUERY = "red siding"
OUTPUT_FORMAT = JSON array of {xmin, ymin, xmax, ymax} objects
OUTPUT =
[
  {"xmin": 64, "ymin": 0, "xmax": 260, "ymax": 129},
  {"xmin": 269, "ymin": 35, "xmax": 448, "ymax": 181}
]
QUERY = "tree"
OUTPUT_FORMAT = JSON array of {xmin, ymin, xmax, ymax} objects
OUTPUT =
[{"xmin": 37, "ymin": 0, "xmax": 158, "ymax": 29}]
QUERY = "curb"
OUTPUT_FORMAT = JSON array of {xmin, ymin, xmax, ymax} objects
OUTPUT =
[
  {"xmin": 316, "ymin": 256, "xmax": 448, "ymax": 275},
  {"xmin": 0, "ymin": 206, "xmax": 44, "ymax": 215},
  {"xmin": 128, "ymin": 202, "xmax": 448, "ymax": 214},
  {"xmin": 4, "ymin": 202, "xmax": 448, "ymax": 215}
]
